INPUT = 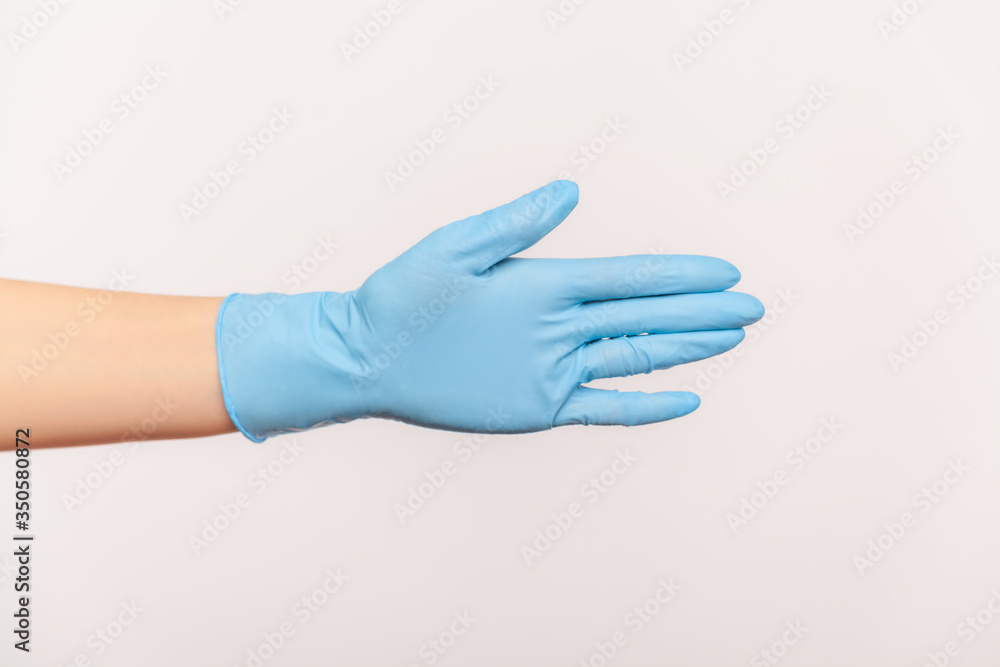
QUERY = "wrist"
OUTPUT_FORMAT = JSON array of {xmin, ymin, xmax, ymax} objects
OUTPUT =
[{"xmin": 216, "ymin": 290, "xmax": 369, "ymax": 441}]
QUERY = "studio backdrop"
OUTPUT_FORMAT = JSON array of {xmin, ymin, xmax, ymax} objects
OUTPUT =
[{"xmin": 1, "ymin": 0, "xmax": 999, "ymax": 665}]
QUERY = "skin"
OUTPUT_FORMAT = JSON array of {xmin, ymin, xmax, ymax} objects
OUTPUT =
[{"xmin": 0, "ymin": 279, "xmax": 234, "ymax": 450}]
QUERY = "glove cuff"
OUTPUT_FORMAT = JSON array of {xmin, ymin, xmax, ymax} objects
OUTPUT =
[
  {"xmin": 216, "ymin": 293, "xmax": 267, "ymax": 442},
  {"xmin": 215, "ymin": 291, "xmax": 364, "ymax": 442}
]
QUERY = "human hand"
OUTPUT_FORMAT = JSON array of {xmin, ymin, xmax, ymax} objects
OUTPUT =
[{"xmin": 217, "ymin": 181, "xmax": 764, "ymax": 441}]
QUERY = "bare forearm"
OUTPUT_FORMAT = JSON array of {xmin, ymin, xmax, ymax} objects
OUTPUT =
[{"xmin": 0, "ymin": 279, "xmax": 234, "ymax": 449}]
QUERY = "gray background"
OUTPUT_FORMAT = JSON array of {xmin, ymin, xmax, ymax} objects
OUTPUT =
[{"xmin": 1, "ymin": 0, "xmax": 999, "ymax": 665}]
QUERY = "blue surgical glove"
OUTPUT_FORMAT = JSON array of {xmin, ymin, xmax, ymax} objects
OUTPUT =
[{"xmin": 216, "ymin": 181, "xmax": 764, "ymax": 441}]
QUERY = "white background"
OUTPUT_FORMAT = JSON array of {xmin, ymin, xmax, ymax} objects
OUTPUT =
[{"xmin": 2, "ymin": 0, "xmax": 999, "ymax": 665}]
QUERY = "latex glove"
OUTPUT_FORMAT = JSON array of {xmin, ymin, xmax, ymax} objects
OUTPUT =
[{"xmin": 216, "ymin": 181, "xmax": 764, "ymax": 441}]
